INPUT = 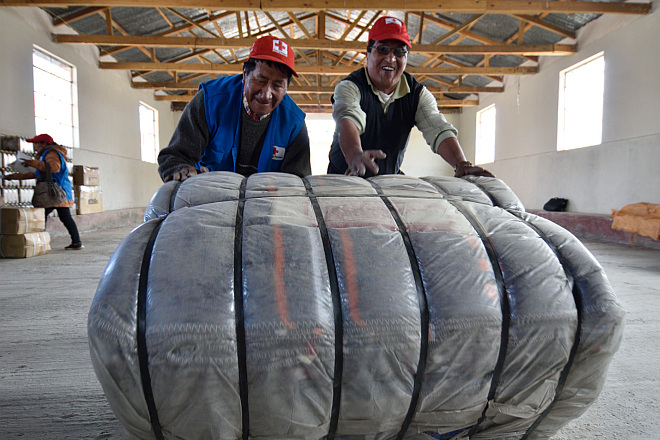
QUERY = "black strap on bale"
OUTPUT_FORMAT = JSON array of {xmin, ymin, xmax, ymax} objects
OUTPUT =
[
  {"xmin": 137, "ymin": 219, "xmax": 166, "ymax": 440},
  {"xmin": 512, "ymin": 212, "xmax": 583, "ymax": 439},
  {"xmin": 368, "ymin": 181, "xmax": 431, "ymax": 440},
  {"xmin": 234, "ymin": 177, "xmax": 250, "ymax": 440},
  {"xmin": 421, "ymin": 180, "xmax": 511, "ymax": 438},
  {"xmin": 169, "ymin": 180, "xmax": 183, "ymax": 213},
  {"xmin": 303, "ymin": 178, "xmax": 345, "ymax": 439}
]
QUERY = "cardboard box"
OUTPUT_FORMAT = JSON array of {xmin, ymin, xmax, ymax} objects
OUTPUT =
[
  {"xmin": 1, "ymin": 207, "xmax": 46, "ymax": 234},
  {"xmin": 75, "ymin": 185, "xmax": 103, "ymax": 215},
  {"xmin": 73, "ymin": 166, "xmax": 100, "ymax": 186},
  {"xmin": 0, "ymin": 231, "xmax": 51, "ymax": 258}
]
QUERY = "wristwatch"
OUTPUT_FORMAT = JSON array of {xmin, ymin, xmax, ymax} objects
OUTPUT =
[{"xmin": 454, "ymin": 160, "xmax": 472, "ymax": 170}]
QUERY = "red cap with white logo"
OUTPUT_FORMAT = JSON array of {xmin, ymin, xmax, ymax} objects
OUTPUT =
[
  {"xmin": 26, "ymin": 134, "xmax": 55, "ymax": 145},
  {"xmin": 368, "ymin": 16, "xmax": 412, "ymax": 48},
  {"xmin": 248, "ymin": 35, "xmax": 299, "ymax": 77}
]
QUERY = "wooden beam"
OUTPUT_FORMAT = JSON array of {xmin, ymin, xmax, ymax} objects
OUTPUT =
[
  {"xmin": 512, "ymin": 14, "xmax": 576, "ymax": 40},
  {"xmin": 101, "ymin": 61, "xmax": 538, "ymax": 75},
  {"xmin": 157, "ymin": 92, "xmax": 478, "ymax": 108},
  {"xmin": 52, "ymin": 6, "xmax": 106, "ymax": 26},
  {"xmin": 104, "ymin": 8, "xmax": 112, "ymax": 35},
  {"xmin": 1, "ymin": 0, "xmax": 651, "ymax": 14},
  {"xmin": 133, "ymin": 81, "xmax": 504, "ymax": 94},
  {"xmin": 53, "ymin": 34, "xmax": 576, "ymax": 56},
  {"xmin": 131, "ymin": 81, "xmax": 198, "ymax": 89}
]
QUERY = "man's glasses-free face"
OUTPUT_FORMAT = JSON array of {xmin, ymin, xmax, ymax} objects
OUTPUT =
[{"xmin": 370, "ymin": 45, "xmax": 409, "ymax": 57}]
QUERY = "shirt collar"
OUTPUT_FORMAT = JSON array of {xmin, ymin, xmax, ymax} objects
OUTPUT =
[
  {"xmin": 363, "ymin": 67, "xmax": 410, "ymax": 102},
  {"xmin": 242, "ymin": 92, "xmax": 271, "ymax": 121}
]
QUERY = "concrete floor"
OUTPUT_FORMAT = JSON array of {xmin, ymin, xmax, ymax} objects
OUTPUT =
[{"xmin": 0, "ymin": 224, "xmax": 658, "ymax": 439}]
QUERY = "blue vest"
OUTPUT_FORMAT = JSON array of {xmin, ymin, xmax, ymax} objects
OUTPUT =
[
  {"xmin": 198, "ymin": 74, "xmax": 305, "ymax": 173},
  {"xmin": 37, "ymin": 148, "xmax": 73, "ymax": 201}
]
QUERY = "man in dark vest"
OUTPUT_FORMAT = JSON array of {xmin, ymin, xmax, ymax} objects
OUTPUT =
[
  {"xmin": 158, "ymin": 36, "xmax": 311, "ymax": 182},
  {"xmin": 328, "ymin": 16, "xmax": 493, "ymax": 178}
]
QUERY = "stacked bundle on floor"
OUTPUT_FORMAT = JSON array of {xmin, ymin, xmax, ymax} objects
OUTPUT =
[
  {"xmin": 0, "ymin": 207, "xmax": 50, "ymax": 258},
  {"xmin": 89, "ymin": 172, "xmax": 625, "ymax": 440},
  {"xmin": 73, "ymin": 165, "xmax": 102, "ymax": 214}
]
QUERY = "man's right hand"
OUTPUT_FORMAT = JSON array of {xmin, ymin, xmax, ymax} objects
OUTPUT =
[
  {"xmin": 164, "ymin": 166, "xmax": 210, "ymax": 182},
  {"xmin": 345, "ymin": 150, "xmax": 387, "ymax": 176}
]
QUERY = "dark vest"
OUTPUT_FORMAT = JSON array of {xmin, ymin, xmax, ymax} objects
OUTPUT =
[{"xmin": 328, "ymin": 69, "xmax": 424, "ymax": 177}]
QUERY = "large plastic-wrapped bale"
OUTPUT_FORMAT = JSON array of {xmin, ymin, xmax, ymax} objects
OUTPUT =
[{"xmin": 88, "ymin": 172, "xmax": 624, "ymax": 440}]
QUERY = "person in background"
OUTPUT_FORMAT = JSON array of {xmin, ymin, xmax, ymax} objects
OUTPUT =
[
  {"xmin": 328, "ymin": 16, "xmax": 494, "ymax": 179},
  {"xmin": 158, "ymin": 35, "xmax": 311, "ymax": 182},
  {"xmin": 3, "ymin": 134, "xmax": 83, "ymax": 250}
]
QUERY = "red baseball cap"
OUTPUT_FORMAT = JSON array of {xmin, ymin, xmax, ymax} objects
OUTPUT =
[
  {"xmin": 368, "ymin": 16, "xmax": 412, "ymax": 48},
  {"xmin": 26, "ymin": 134, "xmax": 55, "ymax": 144},
  {"xmin": 248, "ymin": 35, "xmax": 298, "ymax": 77}
]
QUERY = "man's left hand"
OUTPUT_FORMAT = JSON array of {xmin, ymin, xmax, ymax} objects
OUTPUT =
[{"xmin": 454, "ymin": 164, "xmax": 495, "ymax": 178}]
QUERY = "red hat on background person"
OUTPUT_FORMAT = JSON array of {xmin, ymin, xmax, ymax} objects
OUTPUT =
[
  {"xmin": 368, "ymin": 16, "xmax": 412, "ymax": 48},
  {"xmin": 248, "ymin": 35, "xmax": 299, "ymax": 77},
  {"xmin": 26, "ymin": 133, "xmax": 55, "ymax": 145}
]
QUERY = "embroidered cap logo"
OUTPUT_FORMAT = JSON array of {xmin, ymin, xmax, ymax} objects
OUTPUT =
[
  {"xmin": 272, "ymin": 39, "xmax": 288, "ymax": 57},
  {"xmin": 385, "ymin": 17, "xmax": 403, "ymax": 27}
]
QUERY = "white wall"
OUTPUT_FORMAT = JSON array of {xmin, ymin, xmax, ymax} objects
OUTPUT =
[
  {"xmin": 400, "ymin": 119, "xmax": 459, "ymax": 177},
  {"xmin": 0, "ymin": 7, "xmax": 177, "ymax": 211},
  {"xmin": 458, "ymin": 8, "xmax": 660, "ymax": 215}
]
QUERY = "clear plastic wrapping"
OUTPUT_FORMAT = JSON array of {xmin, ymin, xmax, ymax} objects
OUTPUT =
[{"xmin": 90, "ymin": 173, "xmax": 624, "ymax": 440}]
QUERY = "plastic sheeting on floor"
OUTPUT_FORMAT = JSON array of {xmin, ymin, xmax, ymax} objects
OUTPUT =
[
  {"xmin": 88, "ymin": 172, "xmax": 625, "ymax": 440},
  {"xmin": 611, "ymin": 202, "xmax": 660, "ymax": 240}
]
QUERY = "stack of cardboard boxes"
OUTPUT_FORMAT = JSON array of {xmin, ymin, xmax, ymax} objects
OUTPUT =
[
  {"xmin": 0, "ymin": 207, "xmax": 51, "ymax": 258},
  {"xmin": 73, "ymin": 165, "xmax": 102, "ymax": 215}
]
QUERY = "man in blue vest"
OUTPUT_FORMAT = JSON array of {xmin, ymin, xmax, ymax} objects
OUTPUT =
[
  {"xmin": 328, "ymin": 16, "xmax": 493, "ymax": 179},
  {"xmin": 158, "ymin": 36, "xmax": 311, "ymax": 182}
]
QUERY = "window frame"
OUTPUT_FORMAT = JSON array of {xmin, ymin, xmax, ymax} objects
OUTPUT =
[
  {"xmin": 32, "ymin": 45, "xmax": 79, "ymax": 148},
  {"xmin": 139, "ymin": 101, "xmax": 160, "ymax": 163},
  {"xmin": 475, "ymin": 104, "xmax": 496, "ymax": 165},
  {"xmin": 557, "ymin": 51, "xmax": 605, "ymax": 151}
]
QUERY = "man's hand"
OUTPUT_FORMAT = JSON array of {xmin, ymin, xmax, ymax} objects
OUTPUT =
[
  {"xmin": 345, "ymin": 150, "xmax": 387, "ymax": 176},
  {"xmin": 2, "ymin": 173, "xmax": 20, "ymax": 180},
  {"xmin": 21, "ymin": 159, "xmax": 38, "ymax": 168},
  {"xmin": 454, "ymin": 164, "xmax": 495, "ymax": 178},
  {"xmin": 164, "ymin": 166, "xmax": 210, "ymax": 182}
]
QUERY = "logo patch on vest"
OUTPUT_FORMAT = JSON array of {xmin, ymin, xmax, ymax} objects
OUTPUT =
[
  {"xmin": 272, "ymin": 146, "xmax": 286, "ymax": 160},
  {"xmin": 272, "ymin": 39, "xmax": 288, "ymax": 57}
]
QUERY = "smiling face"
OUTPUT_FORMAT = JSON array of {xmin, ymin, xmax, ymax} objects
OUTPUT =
[
  {"xmin": 366, "ymin": 39, "xmax": 408, "ymax": 95},
  {"xmin": 242, "ymin": 61, "xmax": 289, "ymax": 116}
]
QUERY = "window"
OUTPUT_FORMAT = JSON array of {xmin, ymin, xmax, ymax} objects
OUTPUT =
[
  {"xmin": 139, "ymin": 102, "xmax": 159, "ymax": 163},
  {"xmin": 33, "ymin": 46, "xmax": 78, "ymax": 147},
  {"xmin": 305, "ymin": 115, "xmax": 335, "ymax": 174},
  {"xmin": 558, "ymin": 52, "xmax": 605, "ymax": 151},
  {"xmin": 475, "ymin": 104, "xmax": 496, "ymax": 165}
]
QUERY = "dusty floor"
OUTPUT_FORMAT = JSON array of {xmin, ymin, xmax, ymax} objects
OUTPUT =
[{"xmin": 0, "ymin": 225, "xmax": 658, "ymax": 439}]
